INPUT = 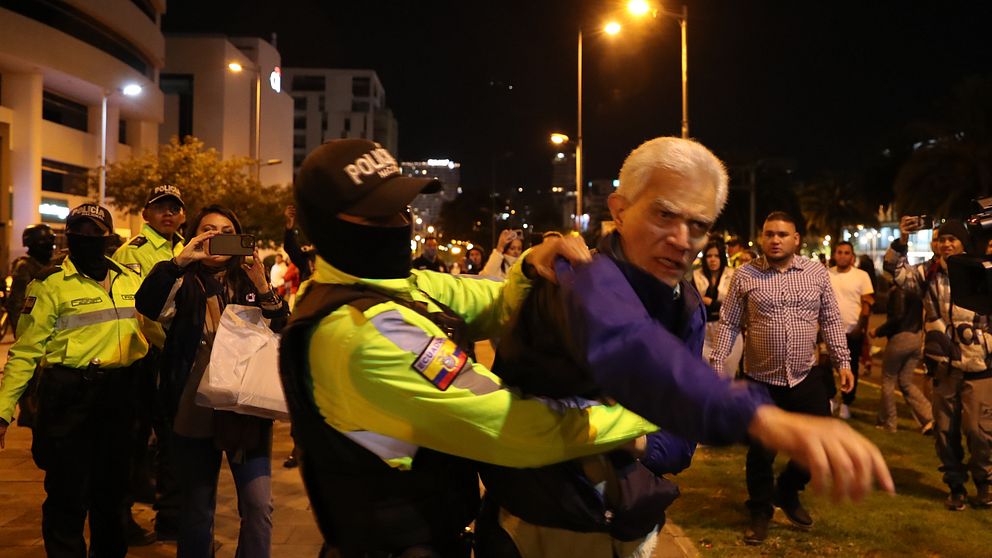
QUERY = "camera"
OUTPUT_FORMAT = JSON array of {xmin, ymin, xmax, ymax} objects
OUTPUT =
[
  {"xmin": 208, "ymin": 234, "xmax": 256, "ymax": 256},
  {"xmin": 947, "ymin": 198, "xmax": 992, "ymax": 314}
]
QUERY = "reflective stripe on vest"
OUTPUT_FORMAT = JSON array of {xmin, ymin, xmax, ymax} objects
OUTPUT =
[
  {"xmin": 344, "ymin": 430, "xmax": 418, "ymax": 470},
  {"xmin": 55, "ymin": 307, "xmax": 137, "ymax": 331}
]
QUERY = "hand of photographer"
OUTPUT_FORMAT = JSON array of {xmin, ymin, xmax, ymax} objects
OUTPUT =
[
  {"xmin": 284, "ymin": 205, "xmax": 296, "ymax": 230},
  {"xmin": 175, "ymin": 230, "xmax": 220, "ymax": 268},
  {"xmin": 899, "ymin": 215, "xmax": 921, "ymax": 238},
  {"xmin": 496, "ymin": 229, "xmax": 515, "ymax": 253},
  {"xmin": 242, "ymin": 249, "xmax": 270, "ymax": 292}
]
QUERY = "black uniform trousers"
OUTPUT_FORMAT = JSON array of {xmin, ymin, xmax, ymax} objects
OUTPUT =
[
  {"xmin": 32, "ymin": 365, "xmax": 137, "ymax": 558},
  {"xmin": 744, "ymin": 369, "xmax": 831, "ymax": 517}
]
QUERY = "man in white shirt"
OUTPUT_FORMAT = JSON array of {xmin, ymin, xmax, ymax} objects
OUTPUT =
[
  {"xmin": 270, "ymin": 253, "xmax": 288, "ymax": 294},
  {"xmin": 828, "ymin": 241, "xmax": 875, "ymax": 419}
]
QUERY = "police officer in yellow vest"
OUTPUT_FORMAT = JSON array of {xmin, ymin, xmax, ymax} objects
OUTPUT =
[
  {"xmin": 0, "ymin": 203, "xmax": 149, "ymax": 558},
  {"xmin": 113, "ymin": 184, "xmax": 185, "ymax": 348},
  {"xmin": 281, "ymin": 139, "xmax": 658, "ymax": 557},
  {"xmin": 112, "ymin": 184, "xmax": 185, "ymax": 542}
]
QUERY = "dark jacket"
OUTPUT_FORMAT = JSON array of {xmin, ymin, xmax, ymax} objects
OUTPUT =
[
  {"xmin": 875, "ymin": 285, "xmax": 924, "ymax": 338},
  {"xmin": 135, "ymin": 259, "xmax": 289, "ymax": 452}
]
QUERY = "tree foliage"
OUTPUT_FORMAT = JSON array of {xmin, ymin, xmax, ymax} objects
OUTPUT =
[
  {"xmin": 798, "ymin": 174, "xmax": 879, "ymax": 243},
  {"xmin": 894, "ymin": 75, "xmax": 992, "ymax": 219},
  {"xmin": 93, "ymin": 136, "xmax": 293, "ymax": 242}
]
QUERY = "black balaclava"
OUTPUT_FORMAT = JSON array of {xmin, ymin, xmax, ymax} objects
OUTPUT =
[
  {"xmin": 317, "ymin": 217, "xmax": 412, "ymax": 279},
  {"xmin": 67, "ymin": 233, "xmax": 110, "ymax": 281},
  {"xmin": 27, "ymin": 241, "xmax": 54, "ymax": 265}
]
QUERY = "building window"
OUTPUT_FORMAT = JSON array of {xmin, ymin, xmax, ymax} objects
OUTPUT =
[
  {"xmin": 118, "ymin": 119, "xmax": 127, "ymax": 144},
  {"xmin": 318, "ymin": 95, "xmax": 325, "ymax": 112},
  {"xmin": 293, "ymin": 116, "xmax": 306, "ymax": 129},
  {"xmin": 343, "ymin": 117, "xmax": 351, "ymax": 132},
  {"xmin": 41, "ymin": 159, "xmax": 89, "ymax": 195},
  {"xmin": 42, "ymin": 91, "xmax": 89, "ymax": 132},
  {"xmin": 160, "ymin": 74, "xmax": 194, "ymax": 140},
  {"xmin": 293, "ymin": 135, "xmax": 306, "ymax": 149},
  {"xmin": 293, "ymin": 95, "xmax": 307, "ymax": 111},
  {"xmin": 351, "ymin": 100, "xmax": 370, "ymax": 112},
  {"xmin": 352, "ymin": 77, "xmax": 371, "ymax": 97},
  {"xmin": 291, "ymin": 75, "xmax": 325, "ymax": 92}
]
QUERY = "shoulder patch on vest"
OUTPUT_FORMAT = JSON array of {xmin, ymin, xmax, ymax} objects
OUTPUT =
[
  {"xmin": 22, "ymin": 296, "xmax": 37, "ymax": 315},
  {"xmin": 128, "ymin": 236, "xmax": 148, "ymax": 247},
  {"xmin": 412, "ymin": 337, "xmax": 468, "ymax": 390}
]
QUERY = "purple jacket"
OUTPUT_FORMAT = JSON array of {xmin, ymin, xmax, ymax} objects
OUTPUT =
[{"xmin": 555, "ymin": 232, "xmax": 772, "ymax": 445}]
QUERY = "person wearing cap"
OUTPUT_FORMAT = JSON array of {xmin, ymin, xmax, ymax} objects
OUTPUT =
[
  {"xmin": 0, "ymin": 203, "xmax": 150, "ymax": 558},
  {"xmin": 112, "ymin": 184, "xmax": 186, "ymax": 542},
  {"xmin": 6, "ymin": 224, "xmax": 57, "ymax": 335},
  {"xmin": 886, "ymin": 216, "xmax": 992, "ymax": 510},
  {"xmin": 280, "ymin": 139, "xmax": 658, "ymax": 556}
]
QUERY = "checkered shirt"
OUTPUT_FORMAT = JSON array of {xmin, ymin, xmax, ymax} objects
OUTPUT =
[{"xmin": 709, "ymin": 255, "xmax": 851, "ymax": 387}]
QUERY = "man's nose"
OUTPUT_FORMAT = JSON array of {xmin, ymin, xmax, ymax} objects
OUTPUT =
[{"xmin": 667, "ymin": 222, "xmax": 691, "ymax": 250}]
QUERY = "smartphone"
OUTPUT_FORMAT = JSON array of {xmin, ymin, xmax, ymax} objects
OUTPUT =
[{"xmin": 208, "ymin": 234, "xmax": 255, "ymax": 256}]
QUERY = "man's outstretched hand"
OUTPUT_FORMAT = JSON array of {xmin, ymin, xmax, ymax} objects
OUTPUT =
[{"xmin": 748, "ymin": 405, "xmax": 895, "ymax": 502}]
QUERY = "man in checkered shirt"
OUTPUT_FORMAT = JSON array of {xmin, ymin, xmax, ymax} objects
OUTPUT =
[{"xmin": 709, "ymin": 211, "xmax": 853, "ymax": 545}]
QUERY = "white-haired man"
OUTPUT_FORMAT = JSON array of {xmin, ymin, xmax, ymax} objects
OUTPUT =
[{"xmin": 475, "ymin": 137, "xmax": 893, "ymax": 555}]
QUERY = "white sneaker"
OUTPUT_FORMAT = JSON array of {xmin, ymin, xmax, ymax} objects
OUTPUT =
[{"xmin": 839, "ymin": 404, "xmax": 851, "ymax": 420}]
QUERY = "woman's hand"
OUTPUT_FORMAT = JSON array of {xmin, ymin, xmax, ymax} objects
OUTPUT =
[
  {"xmin": 702, "ymin": 296, "xmax": 714, "ymax": 306},
  {"xmin": 175, "ymin": 230, "xmax": 220, "ymax": 268},
  {"xmin": 242, "ymin": 249, "xmax": 269, "ymax": 292},
  {"xmin": 495, "ymin": 229, "xmax": 515, "ymax": 253}
]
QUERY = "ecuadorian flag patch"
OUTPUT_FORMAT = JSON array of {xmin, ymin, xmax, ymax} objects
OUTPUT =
[{"xmin": 412, "ymin": 337, "xmax": 468, "ymax": 390}]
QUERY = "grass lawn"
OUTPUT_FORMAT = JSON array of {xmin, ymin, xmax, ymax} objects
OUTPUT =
[{"xmin": 666, "ymin": 372, "xmax": 992, "ymax": 557}]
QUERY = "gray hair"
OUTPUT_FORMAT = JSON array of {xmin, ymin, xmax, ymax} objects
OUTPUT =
[{"xmin": 617, "ymin": 137, "xmax": 729, "ymax": 212}]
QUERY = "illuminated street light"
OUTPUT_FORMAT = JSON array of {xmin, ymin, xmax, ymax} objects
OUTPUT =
[
  {"xmin": 550, "ymin": 132, "xmax": 569, "ymax": 144},
  {"xmin": 604, "ymin": 21, "xmax": 622, "ymax": 35},
  {"xmin": 228, "ymin": 62, "xmax": 244, "ymax": 73},
  {"xmin": 228, "ymin": 60, "xmax": 264, "ymax": 181},
  {"xmin": 99, "ymin": 83, "xmax": 144, "ymax": 205},
  {"xmin": 627, "ymin": 0, "xmax": 651, "ymax": 16}
]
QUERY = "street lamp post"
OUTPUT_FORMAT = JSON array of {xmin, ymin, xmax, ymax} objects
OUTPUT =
[
  {"xmin": 678, "ymin": 4, "xmax": 689, "ymax": 139},
  {"xmin": 575, "ymin": 29, "xmax": 583, "ymax": 232},
  {"xmin": 99, "ymin": 84, "xmax": 143, "ymax": 206},
  {"xmin": 229, "ymin": 61, "xmax": 263, "ymax": 183}
]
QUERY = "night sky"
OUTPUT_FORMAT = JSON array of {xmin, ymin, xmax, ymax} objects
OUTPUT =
[{"xmin": 163, "ymin": 0, "xmax": 991, "ymax": 193}]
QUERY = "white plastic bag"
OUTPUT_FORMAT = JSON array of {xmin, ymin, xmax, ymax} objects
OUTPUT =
[{"xmin": 195, "ymin": 304, "xmax": 289, "ymax": 420}]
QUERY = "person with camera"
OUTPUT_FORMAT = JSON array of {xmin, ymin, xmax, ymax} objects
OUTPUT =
[
  {"xmin": 135, "ymin": 205, "xmax": 289, "ymax": 557},
  {"xmin": 885, "ymin": 216, "xmax": 992, "ymax": 510},
  {"xmin": 0, "ymin": 203, "xmax": 150, "ymax": 558},
  {"xmin": 481, "ymin": 228, "xmax": 524, "ymax": 280}
]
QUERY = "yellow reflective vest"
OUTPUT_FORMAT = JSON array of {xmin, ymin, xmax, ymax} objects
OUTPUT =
[
  {"xmin": 0, "ymin": 257, "xmax": 149, "ymax": 422},
  {"xmin": 306, "ymin": 255, "xmax": 657, "ymax": 471},
  {"xmin": 112, "ymin": 224, "xmax": 184, "ymax": 348}
]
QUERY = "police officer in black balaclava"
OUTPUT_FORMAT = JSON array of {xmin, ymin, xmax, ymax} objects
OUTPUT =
[{"xmin": 6, "ymin": 224, "xmax": 56, "ymax": 334}]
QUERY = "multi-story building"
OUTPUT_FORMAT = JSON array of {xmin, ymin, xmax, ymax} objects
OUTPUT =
[
  {"xmin": 0, "ymin": 0, "xmax": 166, "ymax": 268},
  {"xmin": 161, "ymin": 35, "xmax": 294, "ymax": 187},
  {"xmin": 402, "ymin": 159, "xmax": 461, "ymax": 235},
  {"xmin": 282, "ymin": 68, "xmax": 398, "ymax": 171}
]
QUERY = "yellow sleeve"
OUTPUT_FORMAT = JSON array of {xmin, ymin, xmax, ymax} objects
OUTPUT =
[
  {"xmin": 310, "ymin": 303, "xmax": 656, "ymax": 469},
  {"xmin": 413, "ymin": 249, "xmax": 534, "ymax": 340},
  {"xmin": 0, "ymin": 280, "xmax": 57, "ymax": 422}
]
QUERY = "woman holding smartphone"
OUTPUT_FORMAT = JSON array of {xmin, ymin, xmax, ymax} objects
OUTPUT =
[
  {"xmin": 136, "ymin": 204, "xmax": 288, "ymax": 558},
  {"xmin": 481, "ymin": 228, "xmax": 525, "ymax": 280}
]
